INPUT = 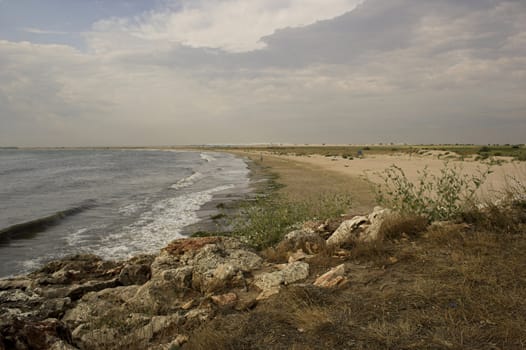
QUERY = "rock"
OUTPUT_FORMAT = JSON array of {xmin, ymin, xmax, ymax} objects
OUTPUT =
[
  {"xmin": 278, "ymin": 229, "xmax": 325, "ymax": 254},
  {"xmin": 254, "ymin": 270, "xmax": 284, "ymax": 291},
  {"xmin": 326, "ymin": 207, "xmax": 393, "ymax": 247},
  {"xmin": 118, "ymin": 256, "xmax": 153, "ymax": 286},
  {"xmin": 38, "ymin": 297, "xmax": 71, "ymax": 319},
  {"xmin": 187, "ymin": 241, "xmax": 262, "ymax": 293},
  {"xmin": 0, "ymin": 318, "xmax": 74, "ymax": 350},
  {"xmin": 32, "ymin": 254, "xmax": 121, "ymax": 286},
  {"xmin": 66, "ymin": 278, "xmax": 119, "ymax": 301},
  {"xmin": 1, "ymin": 236, "xmax": 268, "ymax": 349},
  {"xmin": 254, "ymin": 262, "xmax": 309, "ymax": 298},
  {"xmin": 361, "ymin": 207, "xmax": 392, "ymax": 242},
  {"xmin": 280, "ymin": 262, "xmax": 310, "ymax": 285},
  {"xmin": 314, "ymin": 264, "xmax": 346, "ymax": 288},
  {"xmin": 161, "ymin": 266, "xmax": 193, "ymax": 290},
  {"xmin": 213, "ymin": 263, "xmax": 236, "ymax": 281},
  {"xmin": 326, "ymin": 216, "xmax": 368, "ymax": 247},
  {"xmin": 0, "ymin": 288, "xmax": 40, "ymax": 303},
  {"xmin": 227, "ymin": 250, "xmax": 263, "ymax": 272},
  {"xmin": 131, "ymin": 314, "xmax": 183, "ymax": 343},
  {"xmin": 211, "ymin": 292, "xmax": 238, "ymax": 307},
  {"xmin": 0, "ymin": 278, "xmax": 31, "ymax": 291},
  {"xmin": 288, "ymin": 249, "xmax": 312, "ymax": 263}
]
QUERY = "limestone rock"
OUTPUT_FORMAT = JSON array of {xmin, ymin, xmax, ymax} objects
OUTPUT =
[
  {"xmin": 280, "ymin": 262, "xmax": 310, "ymax": 285},
  {"xmin": 361, "ymin": 207, "xmax": 393, "ymax": 242},
  {"xmin": 118, "ymin": 255, "xmax": 153, "ymax": 286},
  {"xmin": 213, "ymin": 263, "xmax": 236, "ymax": 281},
  {"xmin": 326, "ymin": 216, "xmax": 368, "ymax": 247},
  {"xmin": 254, "ymin": 262, "xmax": 310, "ymax": 299},
  {"xmin": 326, "ymin": 207, "xmax": 393, "ymax": 247},
  {"xmin": 161, "ymin": 266, "xmax": 193, "ymax": 290},
  {"xmin": 314, "ymin": 264, "xmax": 347, "ymax": 288}
]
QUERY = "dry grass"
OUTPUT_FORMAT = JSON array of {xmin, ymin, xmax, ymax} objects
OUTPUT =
[{"xmin": 184, "ymin": 210, "xmax": 526, "ymax": 350}]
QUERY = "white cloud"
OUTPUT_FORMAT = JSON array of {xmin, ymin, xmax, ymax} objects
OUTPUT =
[
  {"xmin": 90, "ymin": 0, "xmax": 364, "ymax": 52},
  {"xmin": 21, "ymin": 27, "xmax": 69, "ymax": 35},
  {"xmin": 1, "ymin": 1, "xmax": 525, "ymax": 146}
]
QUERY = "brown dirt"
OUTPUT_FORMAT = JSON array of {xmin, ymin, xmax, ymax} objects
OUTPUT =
[{"xmin": 231, "ymin": 151, "xmax": 376, "ymax": 215}]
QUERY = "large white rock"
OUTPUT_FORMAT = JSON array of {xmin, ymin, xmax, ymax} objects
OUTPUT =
[{"xmin": 326, "ymin": 207, "xmax": 393, "ymax": 247}]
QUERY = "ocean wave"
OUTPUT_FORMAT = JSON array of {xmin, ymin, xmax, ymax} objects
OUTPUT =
[
  {"xmin": 170, "ymin": 172, "xmax": 204, "ymax": 190},
  {"xmin": 200, "ymin": 153, "xmax": 217, "ymax": 162},
  {"xmin": 90, "ymin": 184, "xmax": 235, "ymax": 260},
  {"xmin": 118, "ymin": 198, "xmax": 150, "ymax": 216},
  {"xmin": 0, "ymin": 200, "xmax": 96, "ymax": 242}
]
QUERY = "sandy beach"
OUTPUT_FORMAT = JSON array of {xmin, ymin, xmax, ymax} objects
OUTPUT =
[{"xmin": 233, "ymin": 149, "xmax": 526, "ymax": 210}]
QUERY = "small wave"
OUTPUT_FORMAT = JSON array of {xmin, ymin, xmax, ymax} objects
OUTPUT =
[
  {"xmin": 170, "ymin": 172, "xmax": 204, "ymax": 190},
  {"xmin": 118, "ymin": 198, "xmax": 150, "ymax": 216},
  {"xmin": 90, "ymin": 184, "xmax": 235, "ymax": 260},
  {"xmin": 0, "ymin": 201, "xmax": 96, "ymax": 242},
  {"xmin": 200, "ymin": 153, "xmax": 217, "ymax": 162},
  {"xmin": 0, "ymin": 166, "xmax": 37, "ymax": 176}
]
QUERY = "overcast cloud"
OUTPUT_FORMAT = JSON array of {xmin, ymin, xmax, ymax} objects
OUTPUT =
[{"xmin": 0, "ymin": 0, "xmax": 524, "ymax": 146}]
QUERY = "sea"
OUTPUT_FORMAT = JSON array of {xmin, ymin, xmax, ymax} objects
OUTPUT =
[{"xmin": 0, "ymin": 149, "xmax": 250, "ymax": 278}]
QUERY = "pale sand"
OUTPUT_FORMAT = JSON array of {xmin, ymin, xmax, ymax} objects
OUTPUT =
[{"xmin": 245, "ymin": 151, "xmax": 526, "ymax": 201}]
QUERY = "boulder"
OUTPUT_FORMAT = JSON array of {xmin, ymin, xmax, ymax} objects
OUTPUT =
[
  {"xmin": 361, "ymin": 207, "xmax": 392, "ymax": 242},
  {"xmin": 326, "ymin": 207, "xmax": 393, "ymax": 247},
  {"xmin": 326, "ymin": 216, "xmax": 368, "ymax": 247}
]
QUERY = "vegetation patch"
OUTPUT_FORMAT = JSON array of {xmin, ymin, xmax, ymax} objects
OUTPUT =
[{"xmin": 375, "ymin": 163, "xmax": 491, "ymax": 221}]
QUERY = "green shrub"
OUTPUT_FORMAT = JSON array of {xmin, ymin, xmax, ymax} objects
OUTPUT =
[
  {"xmin": 375, "ymin": 163, "xmax": 490, "ymax": 221},
  {"xmin": 231, "ymin": 193, "xmax": 352, "ymax": 249}
]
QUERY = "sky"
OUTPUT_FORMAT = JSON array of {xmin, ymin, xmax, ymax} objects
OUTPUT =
[{"xmin": 0, "ymin": 0, "xmax": 525, "ymax": 146}]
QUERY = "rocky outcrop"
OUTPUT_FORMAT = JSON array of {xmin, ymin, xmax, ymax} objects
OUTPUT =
[{"xmin": 0, "ymin": 207, "xmax": 397, "ymax": 349}]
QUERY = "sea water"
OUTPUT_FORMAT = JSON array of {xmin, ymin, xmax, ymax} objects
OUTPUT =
[{"xmin": 0, "ymin": 149, "xmax": 249, "ymax": 277}]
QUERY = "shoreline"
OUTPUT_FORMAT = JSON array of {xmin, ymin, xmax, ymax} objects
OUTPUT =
[{"xmin": 180, "ymin": 155, "xmax": 274, "ymax": 236}]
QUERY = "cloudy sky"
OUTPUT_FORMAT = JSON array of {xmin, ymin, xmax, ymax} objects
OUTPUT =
[{"xmin": 0, "ymin": 0, "xmax": 525, "ymax": 146}]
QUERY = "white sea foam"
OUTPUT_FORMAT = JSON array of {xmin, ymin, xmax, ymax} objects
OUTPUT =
[
  {"xmin": 90, "ymin": 184, "xmax": 235, "ymax": 260},
  {"xmin": 118, "ymin": 198, "xmax": 150, "ymax": 216},
  {"xmin": 170, "ymin": 172, "xmax": 204, "ymax": 190},
  {"xmin": 200, "ymin": 153, "xmax": 217, "ymax": 162},
  {"xmin": 66, "ymin": 224, "xmax": 106, "ymax": 246}
]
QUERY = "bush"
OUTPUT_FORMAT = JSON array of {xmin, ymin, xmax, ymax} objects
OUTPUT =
[
  {"xmin": 375, "ymin": 163, "xmax": 490, "ymax": 221},
  {"xmin": 231, "ymin": 193, "xmax": 352, "ymax": 249}
]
